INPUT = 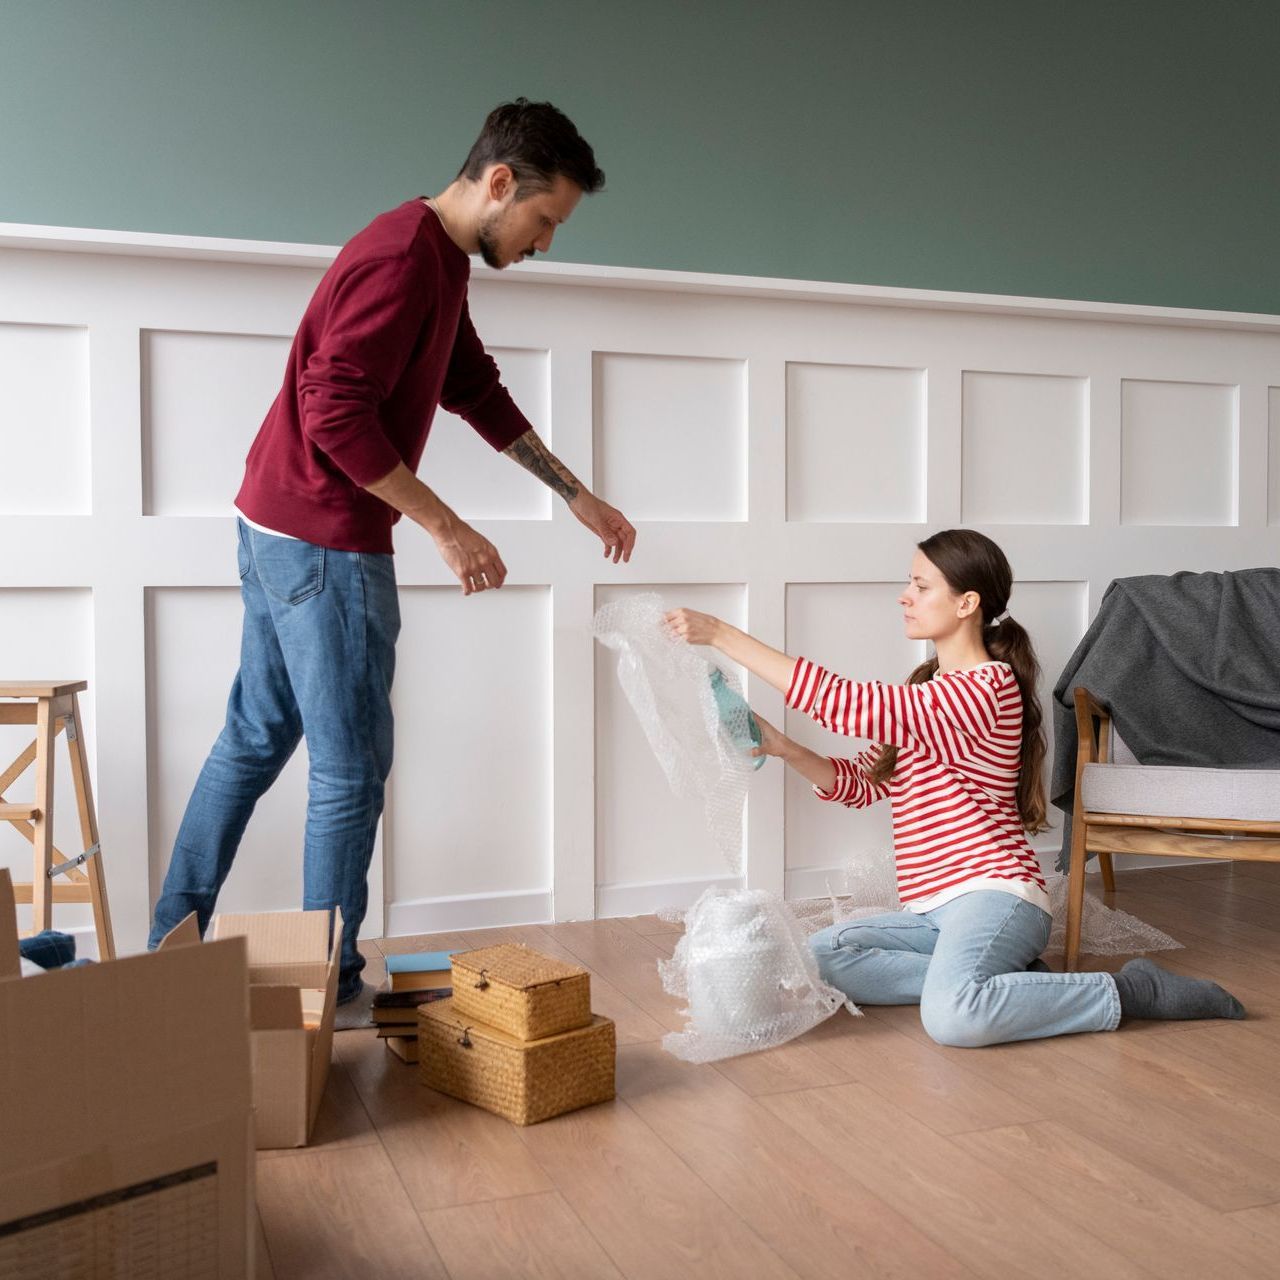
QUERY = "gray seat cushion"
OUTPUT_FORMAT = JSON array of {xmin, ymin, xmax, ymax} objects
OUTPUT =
[{"xmin": 1081, "ymin": 762, "xmax": 1280, "ymax": 823}]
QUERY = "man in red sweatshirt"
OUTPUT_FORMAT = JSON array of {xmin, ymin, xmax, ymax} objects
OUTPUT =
[{"xmin": 147, "ymin": 101, "xmax": 633, "ymax": 1020}]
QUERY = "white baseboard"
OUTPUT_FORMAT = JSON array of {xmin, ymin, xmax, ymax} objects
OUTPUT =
[
  {"xmin": 385, "ymin": 888, "xmax": 553, "ymax": 936},
  {"xmin": 595, "ymin": 875, "xmax": 743, "ymax": 919},
  {"xmin": 784, "ymin": 866, "xmax": 877, "ymax": 902}
]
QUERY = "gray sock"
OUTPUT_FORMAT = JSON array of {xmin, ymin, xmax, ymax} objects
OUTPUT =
[{"xmin": 1113, "ymin": 958, "xmax": 1245, "ymax": 1022}]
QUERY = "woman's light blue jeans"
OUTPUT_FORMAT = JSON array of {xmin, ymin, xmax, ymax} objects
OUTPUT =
[
  {"xmin": 148, "ymin": 520, "xmax": 399, "ymax": 1001},
  {"xmin": 811, "ymin": 890, "xmax": 1121, "ymax": 1046}
]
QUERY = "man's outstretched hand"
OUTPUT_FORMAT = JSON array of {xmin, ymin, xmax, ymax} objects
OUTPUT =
[
  {"xmin": 570, "ymin": 492, "xmax": 636, "ymax": 564},
  {"xmin": 433, "ymin": 520, "xmax": 508, "ymax": 596}
]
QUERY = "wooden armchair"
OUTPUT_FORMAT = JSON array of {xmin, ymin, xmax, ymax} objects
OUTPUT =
[{"xmin": 1064, "ymin": 686, "xmax": 1280, "ymax": 970}]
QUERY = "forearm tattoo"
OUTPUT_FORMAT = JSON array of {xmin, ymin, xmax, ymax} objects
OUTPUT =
[{"xmin": 503, "ymin": 430, "xmax": 581, "ymax": 502}]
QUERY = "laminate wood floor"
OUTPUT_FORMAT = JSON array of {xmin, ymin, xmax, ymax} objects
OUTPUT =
[{"xmin": 255, "ymin": 863, "xmax": 1280, "ymax": 1279}]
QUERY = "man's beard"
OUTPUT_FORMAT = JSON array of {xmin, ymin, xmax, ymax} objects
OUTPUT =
[
  {"xmin": 477, "ymin": 214, "xmax": 505, "ymax": 269},
  {"xmin": 477, "ymin": 208, "xmax": 534, "ymax": 269}
]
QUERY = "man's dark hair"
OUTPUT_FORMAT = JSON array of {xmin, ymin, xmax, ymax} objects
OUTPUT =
[{"xmin": 458, "ymin": 98, "xmax": 605, "ymax": 196}]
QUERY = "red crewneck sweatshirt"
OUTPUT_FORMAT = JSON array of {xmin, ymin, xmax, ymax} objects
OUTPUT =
[{"xmin": 235, "ymin": 199, "xmax": 533, "ymax": 553}]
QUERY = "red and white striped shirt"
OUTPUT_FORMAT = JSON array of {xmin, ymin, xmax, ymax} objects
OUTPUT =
[{"xmin": 786, "ymin": 657, "xmax": 1049, "ymax": 914}]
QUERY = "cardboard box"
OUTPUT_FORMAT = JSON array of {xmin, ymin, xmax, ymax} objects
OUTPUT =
[
  {"xmin": 0, "ymin": 869, "xmax": 255, "ymax": 1278},
  {"xmin": 160, "ymin": 907, "xmax": 342, "ymax": 1150}
]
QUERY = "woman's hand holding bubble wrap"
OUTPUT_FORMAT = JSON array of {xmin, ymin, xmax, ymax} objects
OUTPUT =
[{"xmin": 664, "ymin": 608, "xmax": 723, "ymax": 647}]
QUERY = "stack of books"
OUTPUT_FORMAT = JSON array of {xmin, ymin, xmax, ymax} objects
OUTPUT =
[{"xmin": 375, "ymin": 950, "xmax": 455, "ymax": 1062}]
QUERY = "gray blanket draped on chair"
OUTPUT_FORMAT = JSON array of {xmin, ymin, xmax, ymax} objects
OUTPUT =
[{"xmin": 1050, "ymin": 568, "xmax": 1280, "ymax": 870}]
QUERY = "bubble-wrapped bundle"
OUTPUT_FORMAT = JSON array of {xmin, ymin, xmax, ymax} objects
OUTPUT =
[
  {"xmin": 659, "ymin": 887, "xmax": 855, "ymax": 1064},
  {"xmin": 592, "ymin": 593, "xmax": 762, "ymax": 874}
]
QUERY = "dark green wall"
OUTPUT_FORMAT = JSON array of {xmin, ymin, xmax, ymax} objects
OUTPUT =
[{"xmin": 3, "ymin": 1, "xmax": 1278, "ymax": 312}]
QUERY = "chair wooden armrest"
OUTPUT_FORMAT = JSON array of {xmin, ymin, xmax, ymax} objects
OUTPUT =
[{"xmin": 1073, "ymin": 686, "xmax": 1111, "ymax": 766}]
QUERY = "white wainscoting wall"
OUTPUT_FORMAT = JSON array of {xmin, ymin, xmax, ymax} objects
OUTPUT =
[{"xmin": 1, "ymin": 224, "xmax": 1277, "ymax": 954}]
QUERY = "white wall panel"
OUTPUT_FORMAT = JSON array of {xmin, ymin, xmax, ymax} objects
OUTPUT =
[
  {"xmin": 786, "ymin": 362, "xmax": 925, "ymax": 522},
  {"xmin": 387, "ymin": 585, "xmax": 551, "ymax": 916},
  {"xmin": 962, "ymin": 371, "xmax": 1087, "ymax": 524},
  {"xmin": 0, "ymin": 589, "xmax": 95, "ymax": 935},
  {"xmin": 3, "ymin": 229, "xmax": 1280, "ymax": 946},
  {"xmin": 593, "ymin": 353, "xmax": 746, "ymax": 521},
  {"xmin": 1121, "ymin": 379, "xmax": 1237, "ymax": 526},
  {"xmin": 424, "ymin": 347, "xmax": 552, "ymax": 520},
  {"xmin": 595, "ymin": 583, "xmax": 747, "ymax": 898},
  {"xmin": 0, "ymin": 323, "xmax": 90, "ymax": 514},
  {"xmin": 142, "ymin": 330, "xmax": 291, "ymax": 515},
  {"xmin": 145, "ymin": 587, "xmax": 310, "ymax": 917}
]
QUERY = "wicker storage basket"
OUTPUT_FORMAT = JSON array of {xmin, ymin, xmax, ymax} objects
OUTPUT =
[
  {"xmin": 450, "ymin": 943, "xmax": 592, "ymax": 1040},
  {"xmin": 418, "ymin": 997, "xmax": 615, "ymax": 1125}
]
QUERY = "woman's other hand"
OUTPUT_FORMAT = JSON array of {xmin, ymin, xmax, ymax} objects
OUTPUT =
[{"xmin": 750, "ymin": 713, "xmax": 791, "ymax": 761}]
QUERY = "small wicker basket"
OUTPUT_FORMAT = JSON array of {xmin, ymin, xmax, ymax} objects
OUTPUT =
[
  {"xmin": 450, "ymin": 943, "xmax": 592, "ymax": 1041},
  {"xmin": 418, "ymin": 997, "xmax": 615, "ymax": 1125}
]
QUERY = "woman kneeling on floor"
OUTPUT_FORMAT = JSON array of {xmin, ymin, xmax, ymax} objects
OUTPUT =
[{"xmin": 666, "ymin": 528, "xmax": 1244, "ymax": 1047}]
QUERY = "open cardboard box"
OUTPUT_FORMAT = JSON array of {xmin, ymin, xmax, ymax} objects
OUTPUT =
[
  {"xmin": 159, "ymin": 906, "xmax": 343, "ymax": 1150},
  {"xmin": 0, "ymin": 869, "xmax": 255, "ymax": 1277}
]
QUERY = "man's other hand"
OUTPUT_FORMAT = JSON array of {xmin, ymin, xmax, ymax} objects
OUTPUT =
[{"xmin": 569, "ymin": 492, "xmax": 636, "ymax": 563}]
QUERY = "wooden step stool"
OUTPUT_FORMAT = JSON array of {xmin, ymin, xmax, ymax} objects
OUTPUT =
[{"xmin": 0, "ymin": 681, "xmax": 114, "ymax": 960}]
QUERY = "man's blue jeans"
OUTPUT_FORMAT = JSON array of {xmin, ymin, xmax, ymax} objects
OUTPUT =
[
  {"xmin": 811, "ymin": 890, "xmax": 1122, "ymax": 1046},
  {"xmin": 148, "ymin": 520, "xmax": 399, "ymax": 1001}
]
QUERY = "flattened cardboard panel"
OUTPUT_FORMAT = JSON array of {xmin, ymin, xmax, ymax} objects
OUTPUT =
[
  {"xmin": 0, "ymin": 938, "xmax": 253, "ymax": 1273},
  {"xmin": 0, "ymin": 1161, "xmax": 221, "ymax": 1278},
  {"xmin": 0, "ymin": 938, "xmax": 250, "ymax": 1160}
]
